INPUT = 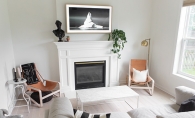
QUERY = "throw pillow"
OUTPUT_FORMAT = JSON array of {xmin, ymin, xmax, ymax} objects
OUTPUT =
[
  {"xmin": 178, "ymin": 95, "xmax": 195, "ymax": 112},
  {"xmin": 73, "ymin": 109, "xmax": 111, "ymax": 118},
  {"xmin": 132, "ymin": 68, "xmax": 148, "ymax": 82}
]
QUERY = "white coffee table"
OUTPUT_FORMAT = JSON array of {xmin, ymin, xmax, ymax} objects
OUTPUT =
[{"xmin": 76, "ymin": 85, "xmax": 139, "ymax": 110}]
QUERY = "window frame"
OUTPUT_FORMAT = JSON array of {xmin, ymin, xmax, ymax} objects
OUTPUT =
[
  {"xmin": 176, "ymin": 6, "xmax": 195, "ymax": 79},
  {"xmin": 178, "ymin": 39, "xmax": 195, "ymax": 79}
]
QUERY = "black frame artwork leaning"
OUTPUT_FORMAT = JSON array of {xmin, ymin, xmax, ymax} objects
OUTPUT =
[{"xmin": 66, "ymin": 4, "xmax": 112, "ymax": 33}]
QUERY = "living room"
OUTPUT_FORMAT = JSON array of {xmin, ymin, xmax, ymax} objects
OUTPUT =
[{"xmin": 1, "ymin": 0, "xmax": 195, "ymax": 118}]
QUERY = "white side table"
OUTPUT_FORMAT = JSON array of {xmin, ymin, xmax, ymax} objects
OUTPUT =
[{"xmin": 7, "ymin": 78, "xmax": 31, "ymax": 113}]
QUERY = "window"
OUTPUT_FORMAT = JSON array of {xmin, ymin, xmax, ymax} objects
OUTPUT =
[{"xmin": 176, "ymin": 5, "xmax": 195, "ymax": 79}]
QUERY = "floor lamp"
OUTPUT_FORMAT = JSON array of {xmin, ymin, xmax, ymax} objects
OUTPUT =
[{"xmin": 141, "ymin": 39, "xmax": 150, "ymax": 67}]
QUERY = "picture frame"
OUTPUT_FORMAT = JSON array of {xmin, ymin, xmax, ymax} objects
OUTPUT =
[{"xmin": 66, "ymin": 4, "xmax": 112, "ymax": 33}]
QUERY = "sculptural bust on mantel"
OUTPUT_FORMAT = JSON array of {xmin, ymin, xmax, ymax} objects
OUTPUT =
[{"xmin": 53, "ymin": 20, "xmax": 65, "ymax": 42}]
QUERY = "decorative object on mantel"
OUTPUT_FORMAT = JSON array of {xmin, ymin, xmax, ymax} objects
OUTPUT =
[
  {"xmin": 141, "ymin": 39, "xmax": 150, "ymax": 66},
  {"xmin": 66, "ymin": 4, "xmax": 112, "ymax": 33},
  {"xmin": 13, "ymin": 68, "xmax": 18, "ymax": 82},
  {"xmin": 66, "ymin": 36, "xmax": 70, "ymax": 42},
  {"xmin": 108, "ymin": 29, "xmax": 127, "ymax": 59},
  {"xmin": 53, "ymin": 20, "xmax": 65, "ymax": 42}
]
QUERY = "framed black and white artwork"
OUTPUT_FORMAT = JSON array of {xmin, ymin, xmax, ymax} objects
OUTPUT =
[{"xmin": 66, "ymin": 4, "xmax": 112, "ymax": 33}]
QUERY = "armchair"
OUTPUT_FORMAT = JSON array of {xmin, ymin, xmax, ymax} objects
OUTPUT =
[
  {"xmin": 20, "ymin": 63, "xmax": 61, "ymax": 107},
  {"xmin": 128, "ymin": 59, "xmax": 154, "ymax": 95}
]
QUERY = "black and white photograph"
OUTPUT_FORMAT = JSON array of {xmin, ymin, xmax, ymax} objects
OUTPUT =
[{"xmin": 66, "ymin": 4, "xmax": 112, "ymax": 33}]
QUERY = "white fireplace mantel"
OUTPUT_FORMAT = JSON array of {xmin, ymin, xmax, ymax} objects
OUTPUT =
[{"xmin": 54, "ymin": 41, "xmax": 119, "ymax": 94}]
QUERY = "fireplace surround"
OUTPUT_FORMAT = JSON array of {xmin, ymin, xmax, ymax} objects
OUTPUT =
[
  {"xmin": 54, "ymin": 41, "xmax": 119, "ymax": 96},
  {"xmin": 75, "ymin": 61, "xmax": 106, "ymax": 90}
]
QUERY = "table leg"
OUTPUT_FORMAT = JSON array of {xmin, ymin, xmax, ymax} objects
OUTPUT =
[
  {"xmin": 137, "ymin": 96, "xmax": 139, "ymax": 108},
  {"xmin": 76, "ymin": 93, "xmax": 84, "ymax": 111},
  {"xmin": 81, "ymin": 102, "xmax": 83, "ymax": 111},
  {"xmin": 125, "ymin": 99, "xmax": 133, "ymax": 109},
  {"xmin": 20, "ymin": 85, "xmax": 30, "ymax": 113},
  {"xmin": 24, "ymin": 93, "xmax": 31, "ymax": 105},
  {"xmin": 76, "ymin": 92, "xmax": 79, "ymax": 110},
  {"xmin": 9, "ymin": 85, "xmax": 18, "ymax": 110},
  {"xmin": 12, "ymin": 85, "xmax": 17, "ymax": 104}
]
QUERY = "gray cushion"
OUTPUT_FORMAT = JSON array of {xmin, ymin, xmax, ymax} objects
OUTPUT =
[
  {"xmin": 128, "ymin": 104, "xmax": 179, "ymax": 118},
  {"xmin": 128, "ymin": 108, "xmax": 156, "ymax": 118},
  {"xmin": 49, "ymin": 97, "xmax": 74, "ymax": 118},
  {"xmin": 156, "ymin": 111, "xmax": 195, "ymax": 118},
  {"xmin": 175, "ymin": 86, "xmax": 195, "ymax": 105}
]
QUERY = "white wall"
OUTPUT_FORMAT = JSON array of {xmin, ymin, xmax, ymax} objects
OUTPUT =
[
  {"xmin": 7, "ymin": 0, "xmax": 152, "ymax": 84},
  {"xmin": 150, "ymin": 0, "xmax": 195, "ymax": 96},
  {"xmin": 7, "ymin": 0, "xmax": 59, "ymax": 81},
  {"xmin": 0, "ymin": 0, "xmax": 15, "ymax": 110},
  {"xmin": 4, "ymin": 0, "xmax": 195, "ymax": 102},
  {"xmin": 3, "ymin": 0, "xmax": 193, "ymax": 110},
  {"xmin": 56, "ymin": 0, "xmax": 152, "ymax": 83}
]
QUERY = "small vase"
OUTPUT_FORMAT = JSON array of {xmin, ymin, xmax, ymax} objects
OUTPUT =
[{"xmin": 66, "ymin": 36, "xmax": 70, "ymax": 42}]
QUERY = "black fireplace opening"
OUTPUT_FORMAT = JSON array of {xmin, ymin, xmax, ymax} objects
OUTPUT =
[{"xmin": 74, "ymin": 61, "xmax": 106, "ymax": 90}]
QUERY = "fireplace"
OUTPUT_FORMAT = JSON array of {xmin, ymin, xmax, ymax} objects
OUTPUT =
[
  {"xmin": 54, "ymin": 41, "xmax": 119, "ymax": 96},
  {"xmin": 74, "ymin": 61, "xmax": 106, "ymax": 90}
]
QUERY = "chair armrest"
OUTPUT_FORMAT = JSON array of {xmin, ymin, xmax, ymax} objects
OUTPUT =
[
  {"xmin": 175, "ymin": 86, "xmax": 195, "ymax": 105},
  {"xmin": 27, "ymin": 86, "xmax": 41, "ymax": 92},
  {"xmin": 147, "ymin": 75, "xmax": 154, "ymax": 83}
]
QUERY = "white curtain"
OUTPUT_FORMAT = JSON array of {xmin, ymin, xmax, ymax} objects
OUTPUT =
[{"xmin": 184, "ymin": 0, "xmax": 195, "ymax": 6}]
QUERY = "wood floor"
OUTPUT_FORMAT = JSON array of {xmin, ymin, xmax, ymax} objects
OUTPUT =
[{"xmin": 11, "ymin": 87, "xmax": 175, "ymax": 118}]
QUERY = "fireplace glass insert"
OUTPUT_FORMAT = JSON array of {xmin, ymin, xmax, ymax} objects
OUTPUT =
[{"xmin": 74, "ymin": 61, "xmax": 106, "ymax": 90}]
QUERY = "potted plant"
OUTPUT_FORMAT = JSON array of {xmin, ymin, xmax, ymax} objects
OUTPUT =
[{"xmin": 108, "ymin": 29, "xmax": 127, "ymax": 59}]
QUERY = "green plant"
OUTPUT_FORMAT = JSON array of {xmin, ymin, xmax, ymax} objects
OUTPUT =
[{"xmin": 108, "ymin": 29, "xmax": 127, "ymax": 59}]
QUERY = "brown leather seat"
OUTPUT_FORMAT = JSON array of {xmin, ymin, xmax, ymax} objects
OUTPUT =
[{"xmin": 29, "ymin": 81, "xmax": 57, "ymax": 92}]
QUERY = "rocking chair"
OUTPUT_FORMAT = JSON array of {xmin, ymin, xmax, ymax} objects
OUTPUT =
[{"xmin": 20, "ymin": 63, "xmax": 61, "ymax": 107}]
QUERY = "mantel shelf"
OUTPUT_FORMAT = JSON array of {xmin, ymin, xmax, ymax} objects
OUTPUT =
[{"xmin": 54, "ymin": 41, "xmax": 114, "ymax": 49}]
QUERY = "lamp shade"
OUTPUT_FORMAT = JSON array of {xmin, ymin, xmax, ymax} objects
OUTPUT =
[{"xmin": 141, "ymin": 40, "xmax": 148, "ymax": 47}]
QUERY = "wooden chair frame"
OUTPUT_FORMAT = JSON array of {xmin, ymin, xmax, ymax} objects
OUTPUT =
[
  {"xmin": 20, "ymin": 64, "xmax": 61, "ymax": 107},
  {"xmin": 127, "ymin": 59, "xmax": 154, "ymax": 96}
]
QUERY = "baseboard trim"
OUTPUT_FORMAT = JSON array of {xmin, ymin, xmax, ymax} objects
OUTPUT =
[
  {"xmin": 154, "ymin": 83, "xmax": 174, "ymax": 97},
  {"xmin": 119, "ymin": 80, "xmax": 126, "ymax": 85}
]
